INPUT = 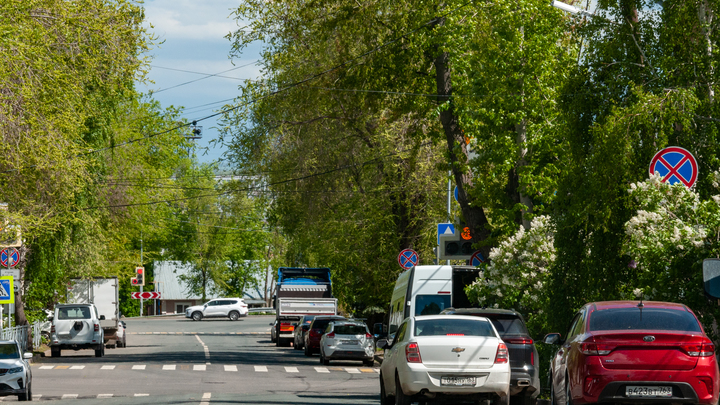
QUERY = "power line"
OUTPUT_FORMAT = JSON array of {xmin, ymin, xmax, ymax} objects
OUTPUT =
[{"xmin": 149, "ymin": 61, "xmax": 260, "ymax": 94}]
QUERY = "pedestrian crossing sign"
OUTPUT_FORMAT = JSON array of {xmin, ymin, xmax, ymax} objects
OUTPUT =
[{"xmin": 0, "ymin": 276, "xmax": 14, "ymax": 304}]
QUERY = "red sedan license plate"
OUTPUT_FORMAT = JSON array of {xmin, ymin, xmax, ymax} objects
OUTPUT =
[
  {"xmin": 625, "ymin": 386, "xmax": 672, "ymax": 397},
  {"xmin": 441, "ymin": 377, "xmax": 476, "ymax": 386}
]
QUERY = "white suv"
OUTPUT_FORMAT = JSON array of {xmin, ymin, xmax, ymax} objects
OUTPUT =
[
  {"xmin": 50, "ymin": 303, "xmax": 105, "ymax": 357},
  {"xmin": 185, "ymin": 298, "xmax": 248, "ymax": 321}
]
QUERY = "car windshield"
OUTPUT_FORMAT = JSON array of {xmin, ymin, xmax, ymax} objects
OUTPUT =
[
  {"xmin": 313, "ymin": 318, "xmax": 342, "ymax": 330},
  {"xmin": 0, "ymin": 344, "xmax": 19, "ymax": 360},
  {"xmin": 303, "ymin": 316, "xmax": 315, "ymax": 324},
  {"xmin": 415, "ymin": 319, "xmax": 496, "ymax": 337},
  {"xmin": 334, "ymin": 324, "xmax": 367, "ymax": 335},
  {"xmin": 487, "ymin": 316, "xmax": 529, "ymax": 336},
  {"xmin": 589, "ymin": 308, "xmax": 702, "ymax": 332},
  {"xmin": 58, "ymin": 306, "xmax": 91, "ymax": 320}
]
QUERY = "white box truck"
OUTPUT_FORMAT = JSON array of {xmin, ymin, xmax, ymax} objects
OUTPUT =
[{"xmin": 67, "ymin": 277, "xmax": 126, "ymax": 348}]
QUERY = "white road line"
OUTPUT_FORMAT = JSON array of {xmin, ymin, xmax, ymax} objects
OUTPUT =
[
  {"xmin": 314, "ymin": 367, "xmax": 330, "ymax": 373},
  {"xmin": 346, "ymin": 368, "xmax": 361, "ymax": 374},
  {"xmin": 374, "ymin": 368, "xmax": 380, "ymax": 373},
  {"xmin": 193, "ymin": 365, "xmax": 206, "ymax": 371},
  {"xmin": 195, "ymin": 335, "xmax": 210, "ymax": 360},
  {"xmin": 38, "ymin": 366, "xmax": 53, "ymax": 370},
  {"xmin": 163, "ymin": 365, "xmax": 176, "ymax": 370},
  {"xmin": 97, "ymin": 394, "xmax": 113, "ymax": 398},
  {"xmin": 134, "ymin": 393, "xmax": 149, "ymax": 397},
  {"xmin": 69, "ymin": 365, "xmax": 85, "ymax": 370},
  {"xmin": 254, "ymin": 365, "xmax": 268, "ymax": 372},
  {"xmin": 224, "ymin": 365, "xmax": 237, "ymax": 372},
  {"xmin": 61, "ymin": 394, "xmax": 78, "ymax": 399},
  {"xmin": 285, "ymin": 367, "xmax": 298, "ymax": 373},
  {"xmin": 200, "ymin": 392, "xmax": 211, "ymax": 405},
  {"xmin": 100, "ymin": 365, "xmax": 115, "ymax": 370},
  {"xmin": 132, "ymin": 365, "xmax": 146, "ymax": 370}
]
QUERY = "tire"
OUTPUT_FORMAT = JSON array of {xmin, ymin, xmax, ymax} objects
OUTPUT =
[
  {"xmin": 192, "ymin": 311, "xmax": 203, "ymax": 321},
  {"xmin": 228, "ymin": 311, "xmax": 239, "ymax": 321},
  {"xmin": 518, "ymin": 395, "xmax": 536, "ymax": 405},
  {"xmin": 395, "ymin": 374, "xmax": 411, "ymax": 405},
  {"xmin": 380, "ymin": 373, "xmax": 393, "ymax": 405},
  {"xmin": 27, "ymin": 382, "xmax": 32, "ymax": 401},
  {"xmin": 294, "ymin": 337, "xmax": 302, "ymax": 350},
  {"xmin": 95, "ymin": 346, "xmax": 103, "ymax": 357},
  {"xmin": 51, "ymin": 348, "xmax": 60, "ymax": 358},
  {"xmin": 304, "ymin": 344, "xmax": 312, "ymax": 356},
  {"xmin": 18, "ymin": 381, "xmax": 29, "ymax": 401},
  {"xmin": 565, "ymin": 376, "xmax": 573, "ymax": 405},
  {"xmin": 321, "ymin": 351, "xmax": 329, "ymax": 366}
]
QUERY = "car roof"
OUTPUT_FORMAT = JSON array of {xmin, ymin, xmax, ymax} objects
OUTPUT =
[
  {"xmin": 413, "ymin": 314, "xmax": 491, "ymax": 322},
  {"xmin": 330, "ymin": 320, "xmax": 366, "ymax": 326},
  {"xmin": 442, "ymin": 307, "xmax": 523, "ymax": 317},
  {"xmin": 588, "ymin": 301, "xmax": 691, "ymax": 312},
  {"xmin": 57, "ymin": 303, "xmax": 93, "ymax": 307},
  {"xmin": 312, "ymin": 316, "xmax": 345, "ymax": 320}
]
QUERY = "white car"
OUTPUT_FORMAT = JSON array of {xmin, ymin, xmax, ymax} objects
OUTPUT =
[
  {"xmin": 378, "ymin": 315, "xmax": 511, "ymax": 405},
  {"xmin": 185, "ymin": 298, "xmax": 248, "ymax": 321},
  {"xmin": 0, "ymin": 340, "xmax": 33, "ymax": 401},
  {"xmin": 50, "ymin": 303, "xmax": 105, "ymax": 357},
  {"xmin": 319, "ymin": 320, "xmax": 375, "ymax": 366}
]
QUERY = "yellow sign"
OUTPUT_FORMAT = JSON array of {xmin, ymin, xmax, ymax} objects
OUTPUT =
[{"xmin": 0, "ymin": 276, "xmax": 14, "ymax": 304}]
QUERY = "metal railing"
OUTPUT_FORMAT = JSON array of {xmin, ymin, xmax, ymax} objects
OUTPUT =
[
  {"xmin": 1, "ymin": 324, "xmax": 29, "ymax": 352},
  {"xmin": 31, "ymin": 321, "xmax": 42, "ymax": 349}
]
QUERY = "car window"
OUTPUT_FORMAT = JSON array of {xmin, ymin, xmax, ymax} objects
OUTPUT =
[
  {"xmin": 58, "ymin": 306, "xmax": 91, "ymax": 320},
  {"xmin": 0, "ymin": 344, "xmax": 19, "ymax": 359},
  {"xmin": 414, "ymin": 295, "xmax": 452, "ymax": 316},
  {"xmin": 334, "ymin": 324, "xmax": 367, "ymax": 335},
  {"xmin": 396, "ymin": 321, "xmax": 408, "ymax": 342},
  {"xmin": 570, "ymin": 311, "xmax": 585, "ymax": 337},
  {"xmin": 589, "ymin": 308, "xmax": 702, "ymax": 332},
  {"xmin": 487, "ymin": 316, "xmax": 529, "ymax": 336},
  {"xmin": 415, "ymin": 319, "xmax": 495, "ymax": 337},
  {"xmin": 325, "ymin": 324, "xmax": 333, "ymax": 333}
]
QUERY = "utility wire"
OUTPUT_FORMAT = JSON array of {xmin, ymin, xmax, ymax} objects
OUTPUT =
[{"xmin": 150, "ymin": 60, "xmax": 260, "ymax": 94}]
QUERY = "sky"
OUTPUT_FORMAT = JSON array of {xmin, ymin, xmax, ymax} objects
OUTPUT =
[{"xmin": 136, "ymin": 0, "xmax": 263, "ymax": 165}]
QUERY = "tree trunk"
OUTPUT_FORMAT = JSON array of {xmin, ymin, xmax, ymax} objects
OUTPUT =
[{"xmin": 434, "ymin": 23, "xmax": 492, "ymax": 260}]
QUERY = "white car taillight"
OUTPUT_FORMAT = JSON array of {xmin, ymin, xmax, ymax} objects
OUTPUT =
[
  {"xmin": 495, "ymin": 343, "xmax": 509, "ymax": 364},
  {"xmin": 94, "ymin": 324, "xmax": 100, "ymax": 332},
  {"xmin": 406, "ymin": 342, "xmax": 422, "ymax": 363}
]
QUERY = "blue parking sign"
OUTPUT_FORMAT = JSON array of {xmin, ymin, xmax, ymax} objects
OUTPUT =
[{"xmin": 0, "ymin": 277, "xmax": 13, "ymax": 304}]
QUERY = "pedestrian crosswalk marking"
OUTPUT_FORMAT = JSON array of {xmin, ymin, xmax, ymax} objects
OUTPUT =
[
  {"xmin": 284, "ymin": 367, "xmax": 298, "ymax": 373},
  {"xmin": 224, "ymin": 365, "xmax": 237, "ymax": 372},
  {"xmin": 55, "ymin": 366, "xmax": 69, "ymax": 370},
  {"xmin": 34, "ymin": 363, "xmax": 379, "ymax": 374},
  {"xmin": 39, "ymin": 366, "xmax": 53, "ymax": 370},
  {"xmin": 314, "ymin": 367, "xmax": 329, "ymax": 373},
  {"xmin": 162, "ymin": 365, "xmax": 175, "ymax": 370},
  {"xmin": 61, "ymin": 394, "xmax": 78, "ymax": 399},
  {"xmin": 70, "ymin": 365, "xmax": 85, "ymax": 370},
  {"xmin": 134, "ymin": 394, "xmax": 149, "ymax": 397},
  {"xmin": 193, "ymin": 365, "xmax": 206, "ymax": 371},
  {"xmin": 254, "ymin": 365, "xmax": 267, "ymax": 372},
  {"xmin": 132, "ymin": 365, "xmax": 146, "ymax": 370},
  {"xmin": 100, "ymin": 365, "xmax": 115, "ymax": 370},
  {"xmin": 346, "ymin": 368, "xmax": 360, "ymax": 374},
  {"xmin": 360, "ymin": 368, "xmax": 374, "ymax": 373}
]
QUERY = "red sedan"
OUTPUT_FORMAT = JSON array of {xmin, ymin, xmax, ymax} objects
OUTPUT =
[{"xmin": 545, "ymin": 301, "xmax": 719, "ymax": 405}]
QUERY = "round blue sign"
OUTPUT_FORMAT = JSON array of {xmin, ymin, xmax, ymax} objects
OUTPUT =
[
  {"xmin": 398, "ymin": 249, "xmax": 419, "ymax": 270},
  {"xmin": 0, "ymin": 248, "xmax": 19, "ymax": 268}
]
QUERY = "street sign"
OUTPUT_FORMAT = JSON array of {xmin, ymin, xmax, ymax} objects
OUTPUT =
[
  {"xmin": 454, "ymin": 186, "xmax": 459, "ymax": 203},
  {"xmin": 0, "ymin": 277, "xmax": 14, "ymax": 304},
  {"xmin": 0, "ymin": 269, "xmax": 19, "ymax": 280},
  {"xmin": 398, "ymin": 249, "xmax": 419, "ymax": 270},
  {"xmin": 131, "ymin": 292, "xmax": 161, "ymax": 299},
  {"xmin": 0, "ymin": 248, "xmax": 19, "ymax": 268},
  {"xmin": 649, "ymin": 146, "xmax": 698, "ymax": 188},
  {"xmin": 437, "ymin": 223, "xmax": 455, "ymax": 245},
  {"xmin": 470, "ymin": 251, "xmax": 485, "ymax": 267}
]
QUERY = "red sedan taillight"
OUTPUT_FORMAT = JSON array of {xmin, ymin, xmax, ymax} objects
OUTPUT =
[
  {"xmin": 580, "ymin": 342, "xmax": 613, "ymax": 355},
  {"xmin": 406, "ymin": 342, "xmax": 422, "ymax": 363},
  {"xmin": 495, "ymin": 343, "xmax": 509, "ymax": 364},
  {"xmin": 682, "ymin": 339, "xmax": 715, "ymax": 357}
]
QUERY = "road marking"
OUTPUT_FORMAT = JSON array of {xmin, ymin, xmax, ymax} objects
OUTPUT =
[
  {"xmin": 285, "ymin": 367, "xmax": 298, "ymax": 373},
  {"xmin": 314, "ymin": 367, "xmax": 330, "ymax": 373},
  {"xmin": 346, "ymin": 368, "xmax": 361, "ymax": 374},
  {"xmin": 97, "ymin": 394, "xmax": 113, "ymax": 398},
  {"xmin": 360, "ymin": 368, "xmax": 374, "ymax": 373},
  {"xmin": 374, "ymin": 368, "xmax": 380, "ymax": 373},
  {"xmin": 61, "ymin": 394, "xmax": 78, "ymax": 399},
  {"xmin": 200, "ymin": 392, "xmax": 211, "ymax": 405},
  {"xmin": 134, "ymin": 393, "xmax": 149, "ymax": 397},
  {"xmin": 193, "ymin": 365, "xmax": 206, "ymax": 371},
  {"xmin": 38, "ymin": 366, "xmax": 53, "ymax": 370},
  {"xmin": 163, "ymin": 365, "xmax": 176, "ymax": 370},
  {"xmin": 254, "ymin": 365, "xmax": 267, "ymax": 372},
  {"xmin": 100, "ymin": 365, "xmax": 115, "ymax": 370},
  {"xmin": 329, "ymin": 367, "xmax": 343, "ymax": 371},
  {"xmin": 55, "ymin": 365, "xmax": 69, "ymax": 370},
  {"xmin": 224, "ymin": 365, "xmax": 237, "ymax": 372},
  {"xmin": 195, "ymin": 335, "xmax": 210, "ymax": 360},
  {"xmin": 69, "ymin": 365, "xmax": 85, "ymax": 370},
  {"xmin": 132, "ymin": 365, "xmax": 146, "ymax": 370}
]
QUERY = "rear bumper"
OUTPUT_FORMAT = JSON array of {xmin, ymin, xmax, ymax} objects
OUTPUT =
[
  {"xmin": 509, "ymin": 367, "xmax": 540, "ymax": 397},
  {"xmin": 596, "ymin": 381, "xmax": 699, "ymax": 404},
  {"xmin": 325, "ymin": 347, "xmax": 374, "ymax": 361},
  {"xmin": 398, "ymin": 363, "xmax": 510, "ymax": 397}
]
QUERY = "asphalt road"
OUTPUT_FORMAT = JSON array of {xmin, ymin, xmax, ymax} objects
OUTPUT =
[{"xmin": 25, "ymin": 315, "xmax": 380, "ymax": 404}]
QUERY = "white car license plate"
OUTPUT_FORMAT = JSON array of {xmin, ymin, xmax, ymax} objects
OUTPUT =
[
  {"xmin": 340, "ymin": 340, "xmax": 359, "ymax": 345},
  {"xmin": 625, "ymin": 386, "xmax": 672, "ymax": 397},
  {"xmin": 441, "ymin": 377, "xmax": 476, "ymax": 386}
]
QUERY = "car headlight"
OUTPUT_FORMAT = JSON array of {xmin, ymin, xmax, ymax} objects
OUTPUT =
[{"xmin": 8, "ymin": 367, "xmax": 22, "ymax": 374}]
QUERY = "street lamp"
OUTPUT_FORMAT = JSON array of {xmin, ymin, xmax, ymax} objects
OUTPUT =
[{"xmin": 551, "ymin": 0, "xmax": 594, "ymax": 17}]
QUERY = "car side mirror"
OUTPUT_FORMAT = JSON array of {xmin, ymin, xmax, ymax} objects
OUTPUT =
[
  {"xmin": 376, "ymin": 339, "xmax": 390, "ymax": 350},
  {"xmin": 204, "ymin": 304, "xmax": 208, "ymax": 308},
  {"xmin": 23, "ymin": 353, "xmax": 32, "ymax": 360},
  {"xmin": 99, "ymin": 315, "xmax": 105, "ymax": 320},
  {"xmin": 544, "ymin": 333, "xmax": 562, "ymax": 345}
]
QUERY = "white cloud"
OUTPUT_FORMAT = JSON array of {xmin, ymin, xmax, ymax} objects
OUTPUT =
[{"xmin": 143, "ymin": 0, "xmax": 240, "ymax": 41}]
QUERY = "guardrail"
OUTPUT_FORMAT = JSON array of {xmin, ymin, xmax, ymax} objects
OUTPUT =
[{"xmin": 1, "ymin": 324, "xmax": 28, "ymax": 352}]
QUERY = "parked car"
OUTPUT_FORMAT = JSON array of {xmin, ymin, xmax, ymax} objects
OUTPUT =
[
  {"xmin": 304, "ymin": 315, "xmax": 346, "ymax": 356},
  {"xmin": 319, "ymin": 320, "xmax": 375, "ymax": 366},
  {"xmin": 185, "ymin": 298, "xmax": 248, "ymax": 321},
  {"xmin": 116, "ymin": 320, "xmax": 127, "ymax": 348},
  {"xmin": 545, "ymin": 301, "xmax": 719, "ymax": 405},
  {"xmin": 270, "ymin": 319, "xmax": 278, "ymax": 343},
  {"xmin": 50, "ymin": 303, "xmax": 105, "ymax": 357},
  {"xmin": 442, "ymin": 307, "xmax": 540, "ymax": 405},
  {"xmin": 378, "ymin": 315, "xmax": 511, "ymax": 405},
  {"xmin": 293, "ymin": 315, "xmax": 315, "ymax": 350},
  {"xmin": 0, "ymin": 341, "xmax": 33, "ymax": 401}
]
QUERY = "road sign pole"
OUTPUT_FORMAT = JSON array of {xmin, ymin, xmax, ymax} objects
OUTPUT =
[
  {"xmin": 5, "ymin": 252, "xmax": 9, "ymax": 329},
  {"xmin": 140, "ymin": 234, "xmax": 143, "ymax": 317},
  {"xmin": 447, "ymin": 171, "xmax": 452, "ymax": 265}
]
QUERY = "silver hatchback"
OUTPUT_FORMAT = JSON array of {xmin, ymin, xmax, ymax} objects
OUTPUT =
[{"xmin": 319, "ymin": 321, "xmax": 375, "ymax": 367}]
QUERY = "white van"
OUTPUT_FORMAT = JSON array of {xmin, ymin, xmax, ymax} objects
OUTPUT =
[{"xmin": 386, "ymin": 265, "xmax": 480, "ymax": 336}]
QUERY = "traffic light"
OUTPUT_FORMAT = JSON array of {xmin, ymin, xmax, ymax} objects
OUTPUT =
[
  {"xmin": 439, "ymin": 226, "xmax": 474, "ymax": 260},
  {"xmin": 131, "ymin": 266, "xmax": 145, "ymax": 286}
]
